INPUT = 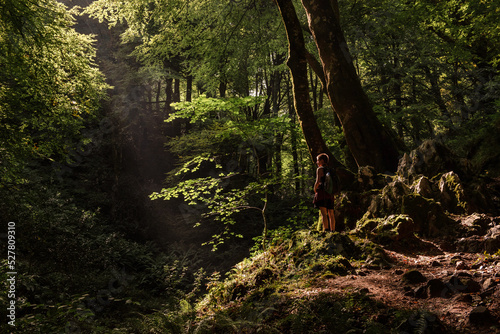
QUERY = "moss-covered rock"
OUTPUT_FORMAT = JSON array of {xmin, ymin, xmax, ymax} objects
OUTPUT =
[
  {"xmin": 199, "ymin": 230, "xmax": 364, "ymax": 308},
  {"xmin": 411, "ymin": 175, "xmax": 435, "ymax": 199},
  {"xmin": 355, "ymin": 213, "xmax": 382, "ymax": 238},
  {"xmin": 373, "ymin": 215, "xmax": 416, "ymax": 243},
  {"xmin": 397, "ymin": 139, "xmax": 471, "ymax": 182},
  {"xmin": 357, "ymin": 165, "xmax": 387, "ymax": 190},
  {"xmin": 352, "ymin": 237, "xmax": 392, "ymax": 269},
  {"xmin": 401, "ymin": 193, "xmax": 456, "ymax": 237},
  {"xmin": 334, "ymin": 191, "xmax": 370, "ymax": 231},
  {"xmin": 354, "ymin": 214, "xmax": 416, "ymax": 244},
  {"xmin": 438, "ymin": 171, "xmax": 468, "ymax": 214},
  {"xmin": 289, "ymin": 230, "xmax": 359, "ymax": 259},
  {"xmin": 366, "ymin": 179, "xmax": 411, "ymax": 218}
]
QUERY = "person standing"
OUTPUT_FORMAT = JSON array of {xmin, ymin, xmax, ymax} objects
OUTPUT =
[{"xmin": 313, "ymin": 153, "xmax": 335, "ymax": 232}]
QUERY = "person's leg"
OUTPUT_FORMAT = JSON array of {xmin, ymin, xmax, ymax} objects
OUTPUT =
[
  {"xmin": 327, "ymin": 208, "xmax": 335, "ymax": 232},
  {"xmin": 320, "ymin": 207, "xmax": 329, "ymax": 231}
]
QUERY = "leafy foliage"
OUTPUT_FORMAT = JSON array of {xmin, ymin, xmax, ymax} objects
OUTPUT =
[
  {"xmin": 0, "ymin": 3, "xmax": 200, "ymax": 330},
  {"xmin": 341, "ymin": 0, "xmax": 500, "ymax": 149},
  {"xmin": 2, "ymin": 0, "xmax": 500, "ymax": 332},
  {"xmin": 85, "ymin": 0, "xmax": 287, "ymax": 96},
  {"xmin": 168, "ymin": 95, "xmax": 267, "ymax": 124},
  {"xmin": 0, "ymin": 161, "xmax": 208, "ymax": 333},
  {"xmin": 0, "ymin": 0, "xmax": 108, "ymax": 183},
  {"xmin": 151, "ymin": 94, "xmax": 313, "ymax": 251},
  {"xmin": 151, "ymin": 168, "xmax": 269, "ymax": 250}
]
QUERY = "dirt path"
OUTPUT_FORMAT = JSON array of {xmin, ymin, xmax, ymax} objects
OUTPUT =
[{"xmin": 310, "ymin": 238, "xmax": 500, "ymax": 333}]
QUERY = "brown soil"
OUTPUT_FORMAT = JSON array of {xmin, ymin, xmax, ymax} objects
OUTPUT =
[{"xmin": 309, "ymin": 237, "xmax": 500, "ymax": 333}]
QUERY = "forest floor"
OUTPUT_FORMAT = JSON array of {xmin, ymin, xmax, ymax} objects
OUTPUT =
[{"xmin": 304, "ymin": 234, "xmax": 500, "ymax": 333}]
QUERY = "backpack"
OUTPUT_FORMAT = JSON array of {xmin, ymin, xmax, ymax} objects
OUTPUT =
[{"xmin": 323, "ymin": 167, "xmax": 340, "ymax": 195}]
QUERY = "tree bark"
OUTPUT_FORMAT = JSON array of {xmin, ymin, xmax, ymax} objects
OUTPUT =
[
  {"xmin": 164, "ymin": 78, "xmax": 173, "ymax": 113},
  {"xmin": 301, "ymin": 0, "xmax": 400, "ymax": 172},
  {"xmin": 173, "ymin": 78, "xmax": 181, "ymax": 102},
  {"xmin": 186, "ymin": 75, "xmax": 193, "ymax": 102},
  {"xmin": 305, "ymin": 50, "xmax": 326, "ymax": 92},
  {"xmin": 155, "ymin": 80, "xmax": 162, "ymax": 113},
  {"xmin": 287, "ymin": 77, "xmax": 301, "ymax": 191},
  {"xmin": 273, "ymin": 0, "xmax": 339, "ymax": 167}
]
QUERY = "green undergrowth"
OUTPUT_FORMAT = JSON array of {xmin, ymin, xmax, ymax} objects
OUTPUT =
[
  {"xmin": 190, "ymin": 290, "xmax": 442, "ymax": 334},
  {"xmin": 177, "ymin": 231, "xmax": 411, "ymax": 333},
  {"xmin": 198, "ymin": 231, "xmax": 361, "ymax": 310},
  {"xmin": 138, "ymin": 229, "xmax": 446, "ymax": 333}
]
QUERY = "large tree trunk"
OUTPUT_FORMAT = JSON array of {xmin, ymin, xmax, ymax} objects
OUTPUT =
[
  {"xmin": 273, "ymin": 0, "xmax": 339, "ymax": 167},
  {"xmin": 301, "ymin": 0, "xmax": 400, "ymax": 172}
]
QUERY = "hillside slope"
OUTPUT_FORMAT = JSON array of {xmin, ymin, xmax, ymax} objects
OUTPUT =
[{"xmin": 187, "ymin": 228, "xmax": 500, "ymax": 333}]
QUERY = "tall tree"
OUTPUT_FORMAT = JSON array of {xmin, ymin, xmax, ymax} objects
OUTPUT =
[
  {"xmin": 273, "ymin": 0, "xmax": 401, "ymax": 171},
  {"xmin": 273, "ymin": 0, "xmax": 335, "ymax": 166},
  {"xmin": 340, "ymin": 0, "xmax": 500, "ymax": 149},
  {"xmin": 298, "ymin": 0, "xmax": 400, "ymax": 172}
]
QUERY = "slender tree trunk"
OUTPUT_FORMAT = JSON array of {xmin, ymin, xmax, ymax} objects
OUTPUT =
[
  {"xmin": 424, "ymin": 66, "xmax": 449, "ymax": 119},
  {"xmin": 301, "ymin": 0, "xmax": 400, "ymax": 172},
  {"xmin": 145, "ymin": 82, "xmax": 152, "ymax": 113},
  {"xmin": 287, "ymin": 80, "xmax": 301, "ymax": 192},
  {"xmin": 274, "ymin": 133, "xmax": 283, "ymax": 179},
  {"xmin": 392, "ymin": 54, "xmax": 404, "ymax": 139},
  {"xmin": 156, "ymin": 80, "xmax": 162, "ymax": 114},
  {"xmin": 219, "ymin": 81, "xmax": 227, "ymax": 98},
  {"xmin": 186, "ymin": 75, "xmax": 193, "ymax": 102},
  {"xmin": 164, "ymin": 78, "xmax": 173, "ymax": 113},
  {"xmin": 309, "ymin": 67, "xmax": 318, "ymax": 111},
  {"xmin": 173, "ymin": 78, "xmax": 181, "ymax": 102},
  {"xmin": 318, "ymin": 86, "xmax": 324, "ymax": 110},
  {"xmin": 271, "ymin": 58, "xmax": 283, "ymax": 180}
]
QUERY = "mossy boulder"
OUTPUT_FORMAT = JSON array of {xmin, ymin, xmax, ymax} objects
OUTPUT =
[
  {"xmin": 355, "ymin": 212, "xmax": 382, "ymax": 238},
  {"xmin": 373, "ymin": 215, "xmax": 416, "ymax": 242},
  {"xmin": 397, "ymin": 139, "xmax": 471, "ymax": 182},
  {"xmin": 353, "ymin": 237, "xmax": 392, "ymax": 268},
  {"xmin": 411, "ymin": 175, "xmax": 435, "ymax": 199},
  {"xmin": 201, "ymin": 230, "xmax": 364, "ymax": 307},
  {"xmin": 438, "ymin": 171, "xmax": 468, "ymax": 214},
  {"xmin": 367, "ymin": 180, "xmax": 411, "ymax": 218},
  {"xmin": 289, "ymin": 230, "xmax": 359, "ymax": 259},
  {"xmin": 357, "ymin": 166, "xmax": 386, "ymax": 190},
  {"xmin": 401, "ymin": 193, "xmax": 456, "ymax": 237},
  {"xmin": 312, "ymin": 255, "xmax": 353, "ymax": 276},
  {"xmin": 354, "ymin": 214, "xmax": 416, "ymax": 244},
  {"xmin": 334, "ymin": 192, "xmax": 366, "ymax": 231}
]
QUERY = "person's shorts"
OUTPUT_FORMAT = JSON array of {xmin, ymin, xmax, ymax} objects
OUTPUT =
[{"xmin": 313, "ymin": 189, "xmax": 334, "ymax": 209}]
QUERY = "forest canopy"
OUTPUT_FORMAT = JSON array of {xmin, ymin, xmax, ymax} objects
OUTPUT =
[
  {"xmin": 0, "ymin": 0, "xmax": 108, "ymax": 184},
  {"xmin": 84, "ymin": 0, "xmax": 500, "ymax": 170}
]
